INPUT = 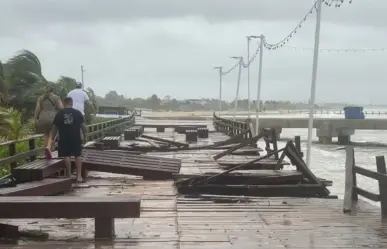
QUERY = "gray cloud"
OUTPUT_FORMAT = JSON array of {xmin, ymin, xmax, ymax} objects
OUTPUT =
[
  {"xmin": 0, "ymin": 0, "xmax": 386, "ymax": 104},
  {"xmin": 1, "ymin": 0, "xmax": 385, "ymax": 27}
]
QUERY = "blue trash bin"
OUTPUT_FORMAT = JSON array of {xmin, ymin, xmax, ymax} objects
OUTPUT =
[{"xmin": 343, "ymin": 106, "xmax": 365, "ymax": 119}]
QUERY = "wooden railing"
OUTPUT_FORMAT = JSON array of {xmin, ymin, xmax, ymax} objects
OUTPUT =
[
  {"xmin": 343, "ymin": 146, "xmax": 387, "ymax": 215},
  {"xmin": 213, "ymin": 113, "xmax": 303, "ymax": 157},
  {"xmin": 0, "ymin": 112, "xmax": 135, "ymax": 170},
  {"xmin": 213, "ymin": 113, "xmax": 252, "ymax": 139}
]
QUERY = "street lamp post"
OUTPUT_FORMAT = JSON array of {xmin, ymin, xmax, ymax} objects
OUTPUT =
[
  {"xmin": 247, "ymin": 35, "xmax": 265, "ymax": 135},
  {"xmin": 213, "ymin": 66, "xmax": 223, "ymax": 116},
  {"xmin": 81, "ymin": 65, "xmax": 85, "ymax": 90},
  {"xmin": 246, "ymin": 36, "xmax": 251, "ymax": 118},
  {"xmin": 230, "ymin": 56, "xmax": 243, "ymax": 121},
  {"xmin": 306, "ymin": 0, "xmax": 323, "ymax": 167}
]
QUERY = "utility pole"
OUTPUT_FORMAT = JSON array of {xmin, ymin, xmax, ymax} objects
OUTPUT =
[
  {"xmin": 306, "ymin": 0, "xmax": 323, "ymax": 167},
  {"xmin": 81, "ymin": 65, "xmax": 85, "ymax": 90},
  {"xmin": 213, "ymin": 66, "xmax": 223, "ymax": 116},
  {"xmin": 230, "ymin": 56, "xmax": 243, "ymax": 121}
]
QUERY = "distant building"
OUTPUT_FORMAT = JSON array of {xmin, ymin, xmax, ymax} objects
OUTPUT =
[
  {"xmin": 186, "ymin": 99, "xmax": 208, "ymax": 106},
  {"xmin": 98, "ymin": 106, "xmax": 129, "ymax": 115}
]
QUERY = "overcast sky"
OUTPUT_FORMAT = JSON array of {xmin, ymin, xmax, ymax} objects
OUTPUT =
[{"xmin": 0, "ymin": 0, "xmax": 386, "ymax": 104}]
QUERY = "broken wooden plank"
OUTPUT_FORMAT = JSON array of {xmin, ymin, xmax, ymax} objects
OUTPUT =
[
  {"xmin": 0, "ymin": 178, "xmax": 72, "ymax": 196},
  {"xmin": 211, "ymin": 130, "xmax": 250, "ymax": 148},
  {"xmin": 213, "ymin": 130, "xmax": 268, "ymax": 160},
  {"xmin": 141, "ymin": 134, "xmax": 188, "ymax": 148},
  {"xmin": 285, "ymin": 142, "xmax": 330, "ymax": 196},
  {"xmin": 193, "ymin": 147, "xmax": 286, "ymax": 186},
  {"xmin": 82, "ymin": 149, "xmax": 181, "ymax": 179},
  {"xmin": 231, "ymin": 148, "xmax": 261, "ymax": 156},
  {"xmin": 176, "ymin": 170, "xmax": 304, "ymax": 186},
  {"xmin": 177, "ymin": 183, "xmax": 329, "ymax": 197}
]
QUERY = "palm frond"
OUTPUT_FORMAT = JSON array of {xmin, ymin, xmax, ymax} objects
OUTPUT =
[{"xmin": 6, "ymin": 50, "xmax": 42, "ymax": 76}]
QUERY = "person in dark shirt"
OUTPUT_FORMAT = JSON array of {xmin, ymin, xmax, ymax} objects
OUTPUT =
[{"xmin": 47, "ymin": 97, "xmax": 87, "ymax": 183}]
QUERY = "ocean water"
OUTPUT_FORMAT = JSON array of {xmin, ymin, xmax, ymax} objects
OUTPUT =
[{"xmin": 248, "ymin": 111, "xmax": 387, "ymax": 205}]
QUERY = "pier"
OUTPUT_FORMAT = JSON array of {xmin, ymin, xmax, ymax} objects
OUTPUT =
[
  {"xmin": 247, "ymin": 116, "xmax": 387, "ymax": 144},
  {"xmin": 143, "ymin": 112, "xmax": 387, "ymax": 145},
  {"xmin": 0, "ymin": 112, "xmax": 386, "ymax": 248}
]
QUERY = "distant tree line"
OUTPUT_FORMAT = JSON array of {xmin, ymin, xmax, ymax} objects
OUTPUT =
[{"xmin": 97, "ymin": 91, "xmax": 324, "ymax": 111}]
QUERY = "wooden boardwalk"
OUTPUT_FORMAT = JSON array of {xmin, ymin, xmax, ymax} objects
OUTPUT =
[{"xmin": 0, "ymin": 120, "xmax": 386, "ymax": 248}]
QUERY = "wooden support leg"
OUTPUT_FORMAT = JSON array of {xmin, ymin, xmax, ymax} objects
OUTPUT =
[
  {"xmin": 0, "ymin": 223, "xmax": 19, "ymax": 239},
  {"xmin": 95, "ymin": 217, "xmax": 115, "ymax": 239}
]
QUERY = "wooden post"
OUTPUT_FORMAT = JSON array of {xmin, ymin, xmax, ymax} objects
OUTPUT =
[
  {"xmin": 28, "ymin": 138, "xmax": 36, "ymax": 161},
  {"xmin": 343, "ymin": 146, "xmax": 355, "ymax": 213},
  {"xmin": 376, "ymin": 156, "xmax": 387, "ymax": 216},
  {"xmin": 8, "ymin": 143, "xmax": 16, "ymax": 169},
  {"xmin": 243, "ymin": 123, "xmax": 248, "ymax": 139},
  {"xmin": 352, "ymin": 148, "xmax": 358, "ymax": 201},
  {"xmin": 94, "ymin": 217, "xmax": 115, "ymax": 239},
  {"xmin": 295, "ymin": 136, "xmax": 301, "ymax": 155},
  {"xmin": 248, "ymin": 121, "xmax": 256, "ymax": 139},
  {"xmin": 271, "ymin": 129, "xmax": 279, "ymax": 160}
]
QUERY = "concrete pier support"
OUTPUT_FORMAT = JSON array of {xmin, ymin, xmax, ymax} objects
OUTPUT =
[
  {"xmin": 250, "ymin": 120, "xmax": 282, "ymax": 140},
  {"xmin": 316, "ymin": 122, "xmax": 355, "ymax": 144},
  {"xmin": 316, "ymin": 122, "xmax": 336, "ymax": 144},
  {"xmin": 260, "ymin": 127, "xmax": 282, "ymax": 140},
  {"xmin": 318, "ymin": 136, "xmax": 332, "ymax": 144},
  {"xmin": 338, "ymin": 135, "xmax": 351, "ymax": 145}
]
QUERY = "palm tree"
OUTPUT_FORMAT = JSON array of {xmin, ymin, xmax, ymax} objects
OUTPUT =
[
  {"xmin": 4, "ymin": 50, "xmax": 46, "ymax": 120},
  {"xmin": 0, "ymin": 61, "xmax": 6, "ymax": 107},
  {"xmin": 86, "ymin": 87, "xmax": 98, "ymax": 110},
  {"xmin": 55, "ymin": 76, "xmax": 77, "ymax": 99},
  {"xmin": 84, "ymin": 87, "xmax": 98, "ymax": 125}
]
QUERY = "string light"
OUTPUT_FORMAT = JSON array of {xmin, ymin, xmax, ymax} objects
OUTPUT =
[
  {"xmin": 284, "ymin": 46, "xmax": 386, "ymax": 52},
  {"xmin": 263, "ymin": 0, "xmax": 352, "ymax": 51},
  {"xmin": 221, "ymin": 62, "xmax": 239, "ymax": 76},
  {"xmin": 243, "ymin": 41, "xmax": 260, "ymax": 68},
  {"xmin": 219, "ymin": 0, "xmax": 353, "ymax": 75}
]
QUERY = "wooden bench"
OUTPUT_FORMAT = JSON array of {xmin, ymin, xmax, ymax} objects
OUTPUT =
[
  {"xmin": 12, "ymin": 158, "xmax": 65, "ymax": 183},
  {"xmin": 175, "ymin": 125, "xmax": 204, "ymax": 134},
  {"xmin": 82, "ymin": 149, "xmax": 182, "ymax": 179},
  {"xmin": 124, "ymin": 126, "xmax": 144, "ymax": 140},
  {"xmin": 185, "ymin": 129, "xmax": 198, "ymax": 142},
  {"xmin": 102, "ymin": 136, "xmax": 121, "ymax": 149},
  {"xmin": 197, "ymin": 127, "xmax": 209, "ymax": 138},
  {"xmin": 0, "ymin": 178, "xmax": 72, "ymax": 196},
  {"xmin": 0, "ymin": 196, "xmax": 141, "ymax": 239}
]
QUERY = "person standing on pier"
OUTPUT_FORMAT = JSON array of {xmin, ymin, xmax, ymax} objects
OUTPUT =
[
  {"xmin": 46, "ymin": 97, "xmax": 86, "ymax": 183},
  {"xmin": 67, "ymin": 82, "xmax": 95, "ymax": 116},
  {"xmin": 34, "ymin": 85, "xmax": 63, "ymax": 149}
]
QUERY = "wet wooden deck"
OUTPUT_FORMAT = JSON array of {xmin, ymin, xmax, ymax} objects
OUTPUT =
[{"xmin": 1, "ymin": 119, "xmax": 386, "ymax": 248}]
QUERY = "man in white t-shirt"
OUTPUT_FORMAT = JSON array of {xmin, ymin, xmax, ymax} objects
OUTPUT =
[{"xmin": 67, "ymin": 83, "xmax": 95, "ymax": 116}]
